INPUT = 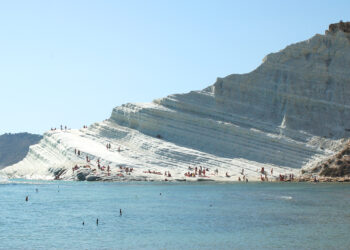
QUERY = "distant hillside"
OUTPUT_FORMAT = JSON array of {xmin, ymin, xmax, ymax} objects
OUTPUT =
[{"xmin": 0, "ymin": 133, "xmax": 42, "ymax": 169}]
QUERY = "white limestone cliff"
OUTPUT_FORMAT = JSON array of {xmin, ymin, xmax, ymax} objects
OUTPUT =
[{"xmin": 2, "ymin": 23, "xmax": 349, "ymax": 181}]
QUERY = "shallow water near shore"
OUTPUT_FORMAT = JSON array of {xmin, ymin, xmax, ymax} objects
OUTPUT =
[{"xmin": 1, "ymin": 180, "xmax": 350, "ymax": 250}]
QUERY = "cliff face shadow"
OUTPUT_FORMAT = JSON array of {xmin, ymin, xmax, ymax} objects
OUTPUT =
[{"xmin": 0, "ymin": 133, "xmax": 42, "ymax": 169}]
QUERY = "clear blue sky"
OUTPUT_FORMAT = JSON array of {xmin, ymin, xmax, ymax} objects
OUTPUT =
[{"xmin": 0, "ymin": 0, "xmax": 349, "ymax": 134}]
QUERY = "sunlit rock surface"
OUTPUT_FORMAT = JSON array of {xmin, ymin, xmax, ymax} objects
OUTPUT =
[{"xmin": 2, "ymin": 23, "xmax": 349, "ymax": 181}]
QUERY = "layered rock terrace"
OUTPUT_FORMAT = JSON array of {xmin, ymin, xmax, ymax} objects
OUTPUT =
[{"xmin": 2, "ymin": 22, "xmax": 350, "ymax": 181}]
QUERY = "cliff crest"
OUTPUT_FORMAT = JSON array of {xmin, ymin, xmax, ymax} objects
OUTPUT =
[{"xmin": 327, "ymin": 21, "xmax": 350, "ymax": 34}]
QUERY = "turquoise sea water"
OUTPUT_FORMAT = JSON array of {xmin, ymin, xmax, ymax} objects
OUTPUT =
[{"xmin": 1, "ymin": 180, "xmax": 350, "ymax": 250}]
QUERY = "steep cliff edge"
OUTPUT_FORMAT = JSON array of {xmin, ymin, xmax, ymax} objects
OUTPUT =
[
  {"xmin": 214, "ymin": 22, "xmax": 350, "ymax": 139},
  {"xmin": 1, "ymin": 22, "xmax": 349, "ymax": 181}
]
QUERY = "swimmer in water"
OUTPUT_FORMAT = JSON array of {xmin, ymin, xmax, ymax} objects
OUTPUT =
[
  {"xmin": 96, "ymin": 218, "xmax": 99, "ymax": 226},
  {"xmin": 120, "ymin": 209, "xmax": 122, "ymax": 216},
  {"xmin": 25, "ymin": 196, "xmax": 28, "ymax": 202},
  {"xmin": 82, "ymin": 221, "xmax": 85, "ymax": 226}
]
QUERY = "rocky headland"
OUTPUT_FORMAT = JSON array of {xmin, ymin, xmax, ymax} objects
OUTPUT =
[{"xmin": 1, "ymin": 22, "xmax": 350, "ymax": 182}]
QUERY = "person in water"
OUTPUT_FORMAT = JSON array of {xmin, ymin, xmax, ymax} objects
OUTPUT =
[
  {"xmin": 82, "ymin": 221, "xmax": 85, "ymax": 226},
  {"xmin": 96, "ymin": 218, "xmax": 99, "ymax": 225},
  {"xmin": 120, "ymin": 209, "xmax": 122, "ymax": 216},
  {"xmin": 25, "ymin": 196, "xmax": 28, "ymax": 202}
]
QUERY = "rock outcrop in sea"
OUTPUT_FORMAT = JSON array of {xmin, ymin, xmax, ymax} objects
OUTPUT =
[{"xmin": 1, "ymin": 22, "xmax": 350, "ymax": 181}]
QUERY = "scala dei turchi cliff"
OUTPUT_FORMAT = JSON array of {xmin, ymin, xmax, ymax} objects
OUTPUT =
[{"xmin": 2, "ymin": 22, "xmax": 350, "ymax": 182}]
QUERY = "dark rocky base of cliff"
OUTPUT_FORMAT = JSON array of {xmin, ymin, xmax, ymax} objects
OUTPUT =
[{"xmin": 304, "ymin": 141, "xmax": 350, "ymax": 179}]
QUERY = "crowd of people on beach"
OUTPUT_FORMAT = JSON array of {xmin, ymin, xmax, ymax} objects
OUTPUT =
[
  {"xmin": 143, "ymin": 170, "xmax": 161, "ymax": 175},
  {"xmin": 143, "ymin": 170, "xmax": 171, "ymax": 178},
  {"xmin": 141, "ymin": 165, "xmax": 294, "ymax": 182},
  {"xmin": 184, "ymin": 166, "xmax": 208, "ymax": 177},
  {"xmin": 221, "ymin": 166, "xmax": 296, "ymax": 182},
  {"xmin": 258, "ymin": 167, "xmax": 296, "ymax": 182},
  {"xmin": 50, "ymin": 126, "xmax": 298, "ymax": 182},
  {"xmin": 120, "ymin": 165, "xmax": 133, "ymax": 174},
  {"xmin": 68, "ymin": 133, "xmax": 128, "ymax": 179},
  {"xmin": 71, "ymin": 143, "xmax": 136, "ymax": 179},
  {"xmin": 68, "ymin": 145, "xmax": 298, "ymax": 182},
  {"xmin": 224, "ymin": 168, "xmax": 249, "ymax": 182},
  {"xmin": 47, "ymin": 123, "xmax": 301, "ymax": 183},
  {"xmin": 279, "ymin": 173, "xmax": 295, "ymax": 182},
  {"xmin": 237, "ymin": 174, "xmax": 249, "ymax": 182}
]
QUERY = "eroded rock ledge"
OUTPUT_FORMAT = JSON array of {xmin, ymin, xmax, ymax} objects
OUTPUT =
[{"xmin": 327, "ymin": 21, "xmax": 350, "ymax": 34}]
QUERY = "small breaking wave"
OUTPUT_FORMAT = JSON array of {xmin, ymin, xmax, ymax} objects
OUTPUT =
[{"xmin": 279, "ymin": 195, "xmax": 293, "ymax": 200}]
